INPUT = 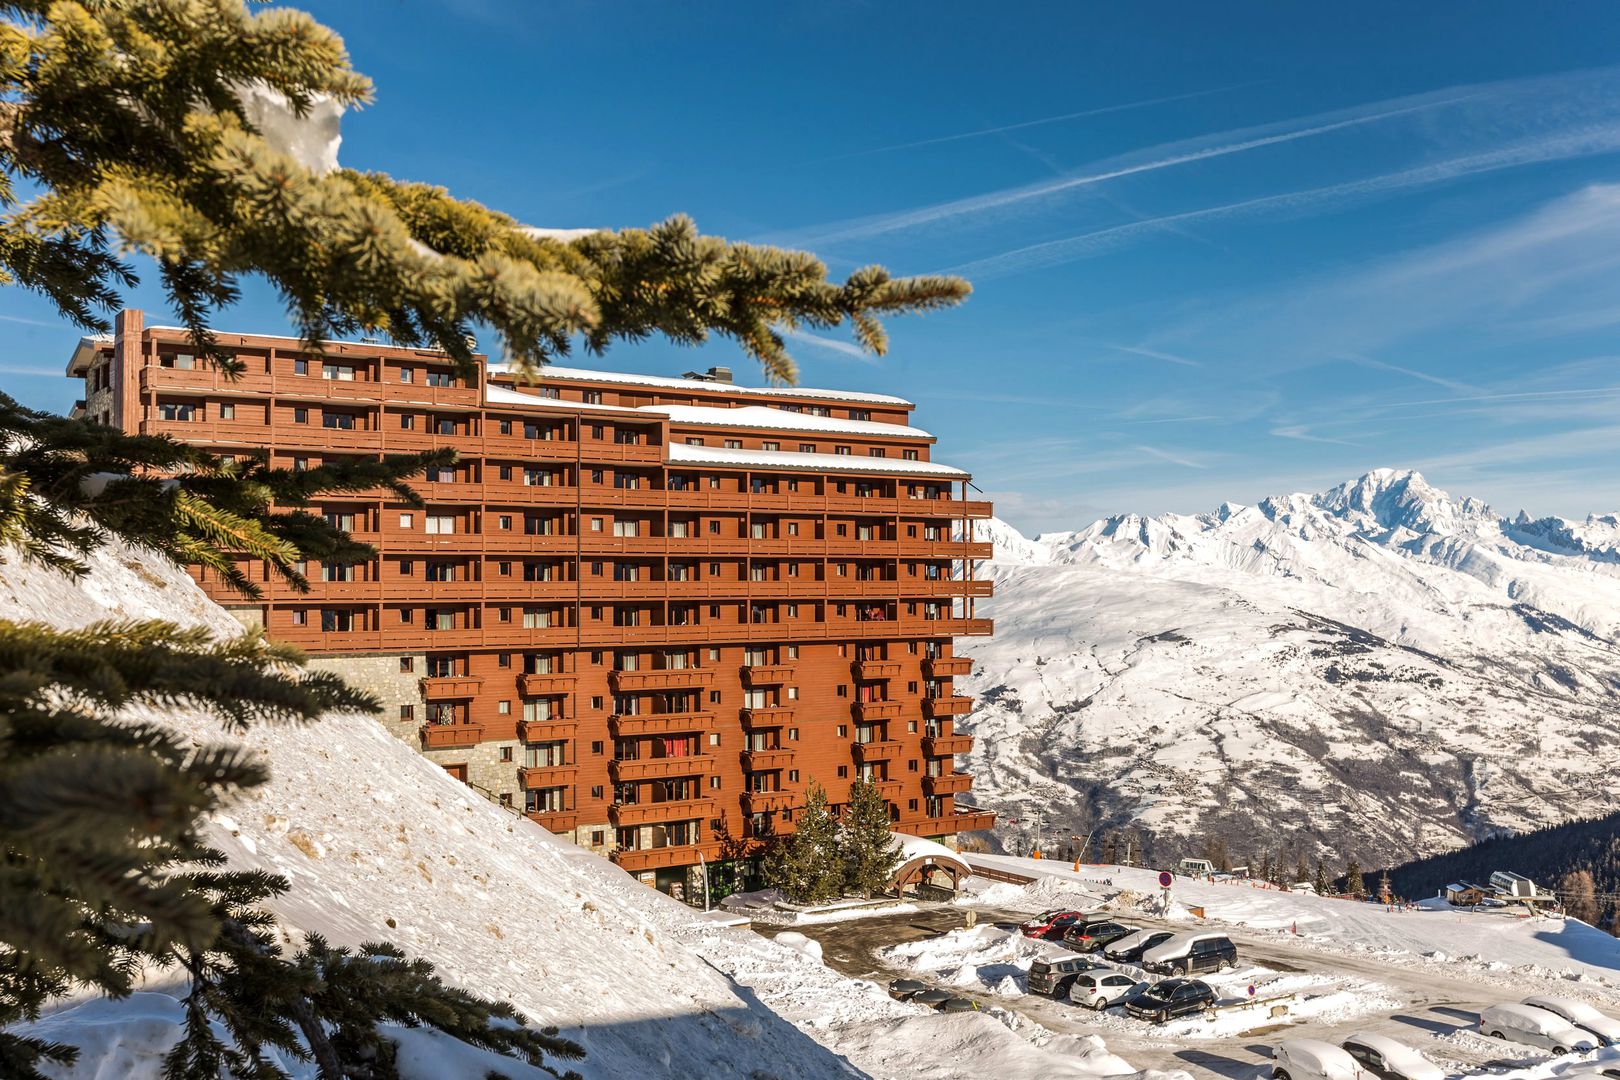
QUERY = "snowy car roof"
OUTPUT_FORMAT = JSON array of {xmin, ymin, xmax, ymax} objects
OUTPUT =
[
  {"xmin": 1342, "ymin": 1034, "xmax": 1442, "ymax": 1080},
  {"xmin": 1141, "ymin": 930, "xmax": 1229, "ymax": 961},
  {"xmin": 1523, "ymin": 996, "xmax": 1612, "ymax": 1026},
  {"xmin": 1107, "ymin": 928, "xmax": 1169, "ymax": 952},
  {"xmin": 1484, "ymin": 1003, "xmax": 1588, "ymax": 1035},
  {"xmin": 1277, "ymin": 1039, "xmax": 1363, "ymax": 1079}
]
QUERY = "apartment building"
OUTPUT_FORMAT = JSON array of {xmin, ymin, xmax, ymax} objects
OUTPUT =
[{"xmin": 68, "ymin": 308, "xmax": 995, "ymax": 898}]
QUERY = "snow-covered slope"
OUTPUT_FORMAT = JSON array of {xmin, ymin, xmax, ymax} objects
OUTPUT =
[
  {"xmin": 961, "ymin": 469, "xmax": 1620, "ymax": 866},
  {"xmin": 0, "ymin": 541, "xmax": 1176, "ymax": 1079}
]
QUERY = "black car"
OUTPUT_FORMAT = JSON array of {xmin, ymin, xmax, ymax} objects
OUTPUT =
[
  {"xmin": 1142, "ymin": 933, "xmax": 1237, "ymax": 975},
  {"xmin": 1104, "ymin": 929, "xmax": 1176, "ymax": 964},
  {"xmin": 888, "ymin": 978, "xmax": 928, "ymax": 1001},
  {"xmin": 1123, "ymin": 978, "xmax": 1215, "ymax": 1023},
  {"xmin": 1027, "ymin": 955, "xmax": 1106, "ymax": 998},
  {"xmin": 1061, "ymin": 920, "xmax": 1137, "ymax": 953}
]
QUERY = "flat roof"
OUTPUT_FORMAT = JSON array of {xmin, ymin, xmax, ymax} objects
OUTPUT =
[
  {"xmin": 488, "ymin": 361, "xmax": 914, "ymax": 407},
  {"xmin": 668, "ymin": 441, "xmax": 967, "ymax": 479},
  {"xmin": 642, "ymin": 404, "xmax": 932, "ymax": 440}
]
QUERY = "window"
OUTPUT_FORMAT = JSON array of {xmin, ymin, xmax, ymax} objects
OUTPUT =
[
  {"xmin": 294, "ymin": 359, "xmax": 308, "ymax": 375},
  {"xmin": 400, "ymin": 414, "xmax": 415, "ymax": 430},
  {"xmin": 425, "ymin": 514, "xmax": 456, "ymax": 534},
  {"xmin": 293, "ymin": 407, "xmax": 308, "ymax": 423},
  {"xmin": 399, "ymin": 704, "xmax": 414, "ymax": 720},
  {"xmin": 323, "ymin": 411, "xmax": 356, "ymax": 430},
  {"xmin": 799, "ymin": 443, "xmax": 816, "ymax": 453},
  {"xmin": 398, "ymin": 513, "xmax": 413, "ymax": 529},
  {"xmin": 835, "ymin": 445, "xmax": 851, "ymax": 455},
  {"xmin": 686, "ymin": 437, "xmax": 704, "ymax": 446},
  {"xmin": 523, "ymin": 608, "xmax": 553, "ymax": 628},
  {"xmin": 320, "ymin": 609, "xmax": 353, "ymax": 632},
  {"xmin": 498, "ymin": 515, "xmax": 512, "ymax": 529},
  {"xmin": 426, "ymin": 370, "xmax": 456, "ymax": 387},
  {"xmin": 869, "ymin": 447, "xmax": 885, "ymax": 458},
  {"xmin": 724, "ymin": 439, "xmax": 742, "ymax": 450},
  {"xmin": 849, "ymin": 409, "xmax": 870, "ymax": 421},
  {"xmin": 158, "ymin": 403, "xmax": 198, "ymax": 421},
  {"xmin": 398, "ymin": 366, "xmax": 413, "ymax": 383},
  {"xmin": 322, "ymin": 363, "xmax": 356, "ymax": 381},
  {"xmin": 399, "ymin": 657, "xmax": 414, "ymax": 673},
  {"xmin": 290, "ymin": 610, "xmax": 307, "ymax": 626},
  {"xmin": 499, "ymin": 420, "xmax": 511, "ymax": 435},
  {"xmin": 219, "ymin": 403, "xmax": 235, "ymax": 420},
  {"xmin": 583, "ymin": 390, "xmax": 602, "ymax": 404},
  {"xmin": 436, "ymin": 418, "xmax": 456, "ymax": 435},
  {"xmin": 763, "ymin": 441, "xmax": 779, "ymax": 451},
  {"xmin": 903, "ymin": 449, "xmax": 919, "ymax": 460}
]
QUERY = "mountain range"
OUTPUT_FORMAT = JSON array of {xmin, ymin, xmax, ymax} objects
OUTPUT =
[{"xmin": 959, "ymin": 468, "xmax": 1620, "ymax": 868}]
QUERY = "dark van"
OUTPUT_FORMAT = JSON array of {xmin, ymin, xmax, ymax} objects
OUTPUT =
[
  {"xmin": 1141, "ymin": 932, "xmax": 1237, "ymax": 975},
  {"xmin": 1027, "ymin": 955, "xmax": 1105, "ymax": 998}
]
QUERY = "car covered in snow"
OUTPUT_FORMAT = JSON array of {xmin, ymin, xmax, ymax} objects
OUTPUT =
[
  {"xmin": 887, "ymin": 978, "xmax": 928, "ymax": 1001},
  {"xmin": 1061, "ymin": 920, "xmax": 1138, "ymax": 953},
  {"xmin": 1340, "ymin": 1034, "xmax": 1443, "ymax": 1080},
  {"xmin": 1104, "ymin": 928, "xmax": 1176, "ymax": 964},
  {"xmin": 1019, "ymin": 909, "xmax": 1090, "ymax": 940},
  {"xmin": 1141, "ymin": 931, "xmax": 1237, "ymax": 975},
  {"xmin": 1122, "ymin": 978, "xmax": 1215, "ymax": 1022},
  {"xmin": 1069, "ymin": 970, "xmax": 1144, "ymax": 1010},
  {"xmin": 1027, "ymin": 955, "xmax": 1106, "ymax": 998},
  {"xmin": 1478, "ymin": 1003, "xmax": 1599, "ymax": 1054},
  {"xmin": 1272, "ymin": 1039, "xmax": 1366, "ymax": 1080},
  {"xmin": 1522, "ymin": 996, "xmax": 1620, "ymax": 1046}
]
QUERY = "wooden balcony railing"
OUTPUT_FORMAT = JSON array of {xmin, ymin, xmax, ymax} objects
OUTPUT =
[
  {"xmin": 517, "ymin": 764, "xmax": 578, "ymax": 788},
  {"xmin": 608, "ymin": 712, "xmax": 716, "ymax": 737},
  {"xmin": 525, "ymin": 810, "xmax": 579, "ymax": 834},
  {"xmin": 923, "ymin": 695, "xmax": 973, "ymax": 719},
  {"xmin": 516, "ymin": 717, "xmax": 577, "ymax": 743},
  {"xmin": 852, "ymin": 659, "xmax": 902, "ymax": 680},
  {"xmin": 923, "ymin": 773, "xmax": 974, "ymax": 796},
  {"xmin": 610, "ymin": 840, "xmax": 724, "ymax": 872},
  {"xmin": 608, "ymin": 669, "xmax": 716, "ymax": 692},
  {"xmin": 419, "ymin": 722, "xmax": 484, "ymax": 749},
  {"xmin": 608, "ymin": 798, "xmax": 714, "ymax": 828},
  {"xmin": 741, "ymin": 664, "xmax": 797, "ymax": 686},
  {"xmin": 741, "ymin": 790, "xmax": 801, "ymax": 814},
  {"xmin": 852, "ymin": 739, "xmax": 903, "ymax": 763},
  {"xmin": 921, "ymin": 734, "xmax": 975, "ymax": 757},
  {"xmin": 739, "ymin": 706, "xmax": 795, "ymax": 727},
  {"xmin": 419, "ymin": 675, "xmax": 483, "ymax": 700},
  {"xmin": 740, "ymin": 747, "xmax": 796, "ymax": 771},
  {"xmin": 518, "ymin": 672, "xmax": 577, "ymax": 696},
  {"xmin": 923, "ymin": 656, "xmax": 974, "ymax": 678},
  {"xmin": 609, "ymin": 756, "xmax": 716, "ymax": 783},
  {"xmin": 852, "ymin": 701, "xmax": 903, "ymax": 722}
]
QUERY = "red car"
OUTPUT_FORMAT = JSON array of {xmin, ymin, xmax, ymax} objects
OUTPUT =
[{"xmin": 1019, "ymin": 910, "xmax": 1088, "ymax": 940}]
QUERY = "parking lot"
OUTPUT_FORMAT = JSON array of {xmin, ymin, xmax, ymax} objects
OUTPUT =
[{"xmin": 760, "ymin": 901, "xmax": 1608, "ymax": 1078}]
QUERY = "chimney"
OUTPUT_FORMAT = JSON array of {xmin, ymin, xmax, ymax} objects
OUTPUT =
[{"xmin": 707, "ymin": 365, "xmax": 732, "ymax": 384}]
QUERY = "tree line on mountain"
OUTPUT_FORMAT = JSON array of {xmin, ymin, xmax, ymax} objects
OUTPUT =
[
  {"xmin": 1373, "ymin": 809, "xmax": 1620, "ymax": 934},
  {"xmin": 0, "ymin": 3, "xmax": 965, "ymax": 1076}
]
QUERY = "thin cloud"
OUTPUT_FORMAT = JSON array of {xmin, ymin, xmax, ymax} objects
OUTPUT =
[
  {"xmin": 1271, "ymin": 424, "xmax": 1361, "ymax": 447},
  {"xmin": 945, "ymin": 124, "xmax": 1620, "ymax": 279},
  {"xmin": 814, "ymin": 85, "xmax": 1250, "ymax": 163},
  {"xmin": 1342, "ymin": 354, "xmax": 1482, "ymax": 395},
  {"xmin": 1106, "ymin": 343, "xmax": 1203, "ymax": 368},
  {"xmin": 1135, "ymin": 444, "xmax": 1209, "ymax": 469},
  {"xmin": 781, "ymin": 329, "xmax": 878, "ymax": 364}
]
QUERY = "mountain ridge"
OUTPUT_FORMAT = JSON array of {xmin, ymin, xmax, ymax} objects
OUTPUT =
[{"xmin": 959, "ymin": 469, "xmax": 1620, "ymax": 868}]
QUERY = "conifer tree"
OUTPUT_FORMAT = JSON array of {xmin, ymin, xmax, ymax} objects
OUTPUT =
[
  {"xmin": 841, "ymin": 781, "xmax": 902, "ymax": 898},
  {"xmin": 1313, "ymin": 859, "xmax": 1329, "ymax": 896},
  {"xmin": 1294, "ymin": 853, "xmax": 1309, "ymax": 887},
  {"xmin": 0, "ymin": 2, "xmax": 967, "ymax": 385},
  {"xmin": 1344, "ymin": 859, "xmax": 1366, "ymax": 899},
  {"xmin": 760, "ymin": 784, "xmax": 844, "ymax": 905}
]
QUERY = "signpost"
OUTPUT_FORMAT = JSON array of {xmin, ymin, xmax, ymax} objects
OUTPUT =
[{"xmin": 1158, "ymin": 870, "xmax": 1173, "ymax": 913}]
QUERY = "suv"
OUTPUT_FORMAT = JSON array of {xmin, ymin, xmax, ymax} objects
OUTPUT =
[
  {"xmin": 1105, "ymin": 929, "xmax": 1176, "ymax": 964},
  {"xmin": 1273, "ymin": 1039, "xmax": 1365, "ymax": 1080},
  {"xmin": 1020, "ymin": 910, "xmax": 1088, "ymax": 940},
  {"xmin": 1123, "ymin": 978, "xmax": 1215, "ymax": 1023},
  {"xmin": 1062, "ymin": 920, "xmax": 1137, "ymax": 953},
  {"xmin": 1027, "ymin": 955, "xmax": 1106, "ymax": 998},
  {"xmin": 1142, "ymin": 932, "xmax": 1237, "ymax": 975}
]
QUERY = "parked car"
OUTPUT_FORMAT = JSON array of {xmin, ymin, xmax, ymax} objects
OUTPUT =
[
  {"xmin": 1104, "ymin": 929, "xmax": 1176, "ymax": 964},
  {"xmin": 1123, "ymin": 978, "xmax": 1216, "ymax": 1022},
  {"xmin": 1478, "ymin": 1003, "xmax": 1599, "ymax": 1054},
  {"xmin": 937, "ymin": 997, "xmax": 978, "ymax": 1013},
  {"xmin": 1340, "ymin": 1034, "xmax": 1444, "ymax": 1080},
  {"xmin": 1522, "ymin": 996, "xmax": 1620, "ymax": 1046},
  {"xmin": 1142, "ymin": 932, "xmax": 1238, "ymax": 975},
  {"xmin": 887, "ymin": 978, "xmax": 928, "ymax": 1001},
  {"xmin": 1070, "ymin": 970, "xmax": 1144, "ymax": 1010},
  {"xmin": 1272, "ymin": 1039, "xmax": 1365, "ymax": 1080},
  {"xmin": 1062, "ymin": 920, "xmax": 1138, "ymax": 953},
  {"xmin": 1020, "ymin": 910, "xmax": 1089, "ymax": 940},
  {"xmin": 912, "ymin": 988, "xmax": 952, "ymax": 1009},
  {"xmin": 1027, "ymin": 955, "xmax": 1106, "ymax": 998}
]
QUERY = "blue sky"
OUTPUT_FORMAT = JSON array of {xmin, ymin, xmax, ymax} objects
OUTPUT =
[{"xmin": 7, "ymin": 2, "xmax": 1620, "ymax": 534}]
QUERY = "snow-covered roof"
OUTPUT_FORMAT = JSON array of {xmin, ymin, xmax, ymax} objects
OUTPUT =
[
  {"xmin": 1341, "ymin": 1034, "xmax": 1441, "ymax": 1080},
  {"xmin": 486, "ymin": 361, "xmax": 913, "ymax": 407},
  {"xmin": 644, "ymin": 404, "xmax": 932, "ymax": 440},
  {"xmin": 889, "ymin": 833, "xmax": 971, "ymax": 877},
  {"xmin": 668, "ymin": 441, "xmax": 968, "ymax": 479},
  {"xmin": 65, "ymin": 334, "xmax": 113, "ymax": 375}
]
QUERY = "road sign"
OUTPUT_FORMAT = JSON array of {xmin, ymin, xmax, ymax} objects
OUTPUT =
[
  {"xmin": 1158, "ymin": 871, "xmax": 1174, "ymax": 888},
  {"xmin": 1248, "ymin": 984, "xmax": 1257, "ymax": 997}
]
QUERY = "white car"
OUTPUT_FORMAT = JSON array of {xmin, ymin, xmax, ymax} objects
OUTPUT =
[
  {"xmin": 1273, "ymin": 1038, "xmax": 1365, "ymax": 1080},
  {"xmin": 1340, "ymin": 1034, "xmax": 1444, "ymax": 1080},
  {"xmin": 1069, "ymin": 970, "xmax": 1142, "ymax": 1010},
  {"xmin": 1478, "ymin": 1003, "xmax": 1600, "ymax": 1055},
  {"xmin": 1523, "ymin": 996, "xmax": 1620, "ymax": 1047}
]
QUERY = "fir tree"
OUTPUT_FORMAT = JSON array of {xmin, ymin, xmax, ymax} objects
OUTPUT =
[
  {"xmin": 0, "ymin": 2, "xmax": 967, "ymax": 385},
  {"xmin": 1344, "ymin": 859, "xmax": 1366, "ymax": 899},
  {"xmin": 1313, "ymin": 859, "xmax": 1329, "ymax": 896},
  {"xmin": 760, "ymin": 784, "xmax": 844, "ymax": 905},
  {"xmin": 841, "ymin": 781, "xmax": 902, "ymax": 898}
]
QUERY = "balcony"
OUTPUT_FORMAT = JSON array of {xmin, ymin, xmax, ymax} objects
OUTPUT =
[
  {"xmin": 609, "ymin": 712, "xmax": 716, "ymax": 737},
  {"xmin": 525, "ymin": 810, "xmax": 579, "ymax": 834},
  {"xmin": 609, "ymin": 798, "xmax": 714, "ymax": 827},
  {"xmin": 852, "ymin": 701, "xmax": 903, "ymax": 722},
  {"xmin": 893, "ymin": 807, "xmax": 997, "ymax": 837},
  {"xmin": 923, "ymin": 695, "xmax": 973, "ymax": 719},
  {"xmin": 741, "ymin": 790, "xmax": 801, "ymax": 814},
  {"xmin": 921, "ymin": 733, "xmax": 975, "ymax": 757},
  {"xmin": 419, "ymin": 675, "xmax": 483, "ymax": 700},
  {"xmin": 923, "ymin": 773, "xmax": 974, "ymax": 796},
  {"xmin": 872, "ymin": 779, "xmax": 904, "ymax": 800},
  {"xmin": 742, "ymin": 663, "xmax": 797, "ymax": 686},
  {"xmin": 609, "ymin": 755, "xmax": 716, "ymax": 782},
  {"xmin": 609, "ymin": 669, "xmax": 716, "ymax": 692},
  {"xmin": 739, "ymin": 705, "xmax": 795, "ymax": 727},
  {"xmin": 518, "ymin": 672, "xmax": 577, "ymax": 696},
  {"xmin": 923, "ymin": 656, "xmax": 974, "ymax": 678},
  {"xmin": 741, "ymin": 747, "xmax": 796, "ymax": 771},
  {"xmin": 852, "ymin": 659, "xmax": 902, "ymax": 680},
  {"xmin": 419, "ymin": 722, "xmax": 484, "ymax": 749},
  {"xmin": 518, "ymin": 764, "xmax": 579, "ymax": 788},
  {"xmin": 852, "ymin": 739, "xmax": 903, "ymax": 763},
  {"xmin": 516, "ymin": 717, "xmax": 577, "ymax": 742},
  {"xmin": 611, "ymin": 841, "xmax": 723, "ymax": 873}
]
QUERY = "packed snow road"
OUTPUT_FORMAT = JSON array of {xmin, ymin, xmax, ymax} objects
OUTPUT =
[{"xmin": 762, "ymin": 899, "xmax": 1619, "ymax": 1079}]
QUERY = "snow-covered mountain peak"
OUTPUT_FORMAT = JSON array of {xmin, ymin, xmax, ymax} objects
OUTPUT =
[{"xmin": 1309, "ymin": 468, "xmax": 1494, "ymax": 537}]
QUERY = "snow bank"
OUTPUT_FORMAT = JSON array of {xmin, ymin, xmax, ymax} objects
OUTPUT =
[{"xmin": 0, "ymin": 541, "xmax": 1173, "ymax": 1079}]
